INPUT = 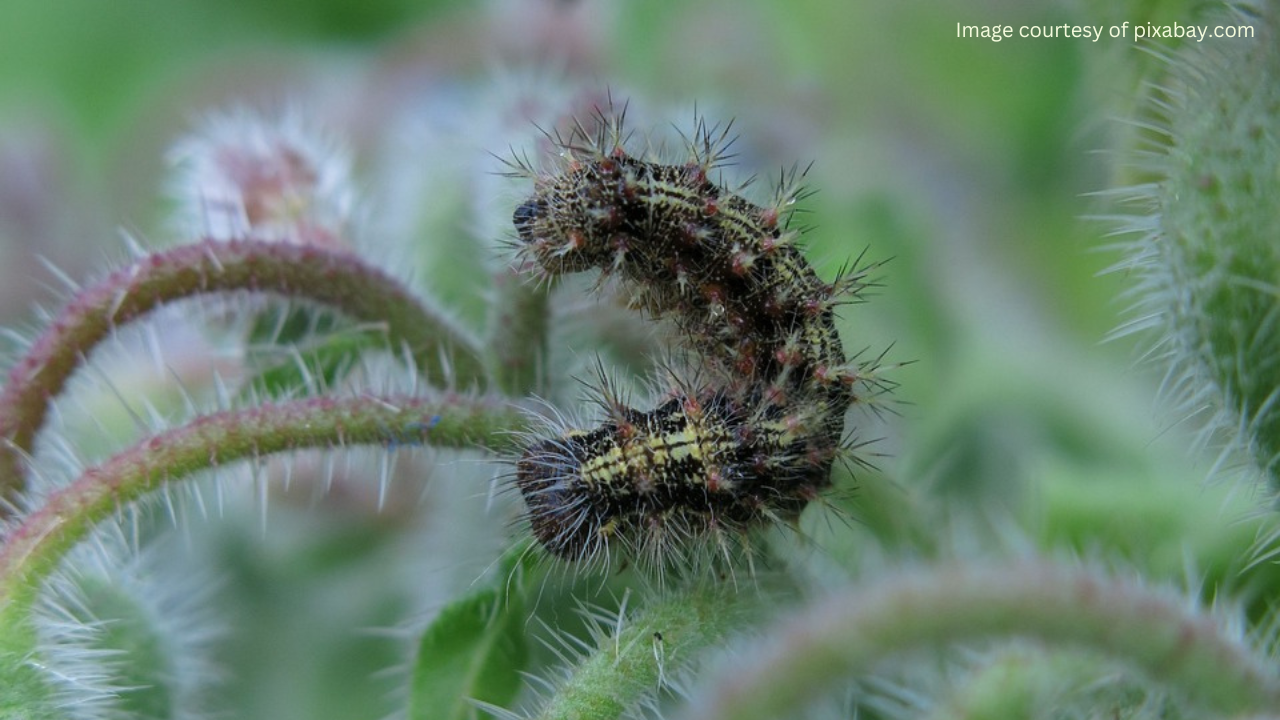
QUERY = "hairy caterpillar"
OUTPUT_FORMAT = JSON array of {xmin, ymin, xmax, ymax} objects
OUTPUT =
[{"xmin": 509, "ymin": 106, "xmax": 884, "ymax": 568}]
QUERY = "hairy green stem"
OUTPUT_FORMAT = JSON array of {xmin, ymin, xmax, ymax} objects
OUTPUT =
[
  {"xmin": 677, "ymin": 562, "xmax": 1280, "ymax": 720},
  {"xmin": 0, "ymin": 238, "xmax": 487, "ymax": 502},
  {"xmin": 0, "ymin": 611, "xmax": 57, "ymax": 720},
  {"xmin": 534, "ymin": 587, "xmax": 740, "ymax": 720},
  {"xmin": 0, "ymin": 393, "xmax": 524, "ymax": 610},
  {"xmin": 485, "ymin": 268, "xmax": 550, "ymax": 397}
]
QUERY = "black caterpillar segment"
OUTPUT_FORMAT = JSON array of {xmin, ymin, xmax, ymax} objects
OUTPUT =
[
  {"xmin": 508, "ymin": 107, "xmax": 884, "ymax": 567},
  {"xmin": 514, "ymin": 152, "xmax": 859, "ymax": 394},
  {"xmin": 516, "ymin": 390, "xmax": 829, "ymax": 561}
]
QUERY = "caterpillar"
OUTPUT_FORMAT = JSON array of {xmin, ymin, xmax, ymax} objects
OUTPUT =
[{"xmin": 509, "ymin": 106, "xmax": 885, "ymax": 569}]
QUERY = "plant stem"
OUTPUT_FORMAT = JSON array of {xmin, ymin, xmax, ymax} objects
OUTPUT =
[
  {"xmin": 485, "ymin": 268, "xmax": 550, "ymax": 397},
  {"xmin": 0, "ymin": 393, "xmax": 523, "ymax": 610},
  {"xmin": 677, "ymin": 562, "xmax": 1280, "ymax": 720},
  {"xmin": 0, "ymin": 238, "xmax": 487, "ymax": 503},
  {"xmin": 534, "ymin": 587, "xmax": 740, "ymax": 720}
]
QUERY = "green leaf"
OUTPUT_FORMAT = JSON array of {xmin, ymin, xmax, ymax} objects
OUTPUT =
[
  {"xmin": 244, "ymin": 331, "xmax": 375, "ymax": 398},
  {"xmin": 408, "ymin": 549, "xmax": 532, "ymax": 720},
  {"xmin": 245, "ymin": 304, "xmax": 343, "ymax": 347},
  {"xmin": 242, "ymin": 305, "xmax": 387, "ymax": 399}
]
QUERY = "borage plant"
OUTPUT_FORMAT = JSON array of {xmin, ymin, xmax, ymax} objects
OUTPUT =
[{"xmin": 2, "ymin": 65, "xmax": 1280, "ymax": 719}]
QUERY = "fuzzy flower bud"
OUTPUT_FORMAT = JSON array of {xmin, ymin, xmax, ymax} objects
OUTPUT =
[
  {"xmin": 168, "ymin": 110, "xmax": 355, "ymax": 247},
  {"xmin": 1114, "ymin": 4, "xmax": 1280, "ymax": 487}
]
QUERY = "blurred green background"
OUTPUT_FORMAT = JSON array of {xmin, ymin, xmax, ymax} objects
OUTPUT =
[{"xmin": 2, "ymin": 1, "xmax": 1271, "ymax": 718}]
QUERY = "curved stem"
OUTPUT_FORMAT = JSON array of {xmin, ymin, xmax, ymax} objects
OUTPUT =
[
  {"xmin": 534, "ymin": 587, "xmax": 740, "ymax": 720},
  {"xmin": 0, "ymin": 393, "xmax": 523, "ymax": 610},
  {"xmin": 677, "ymin": 562, "xmax": 1280, "ymax": 720},
  {"xmin": 0, "ymin": 239, "xmax": 487, "ymax": 502}
]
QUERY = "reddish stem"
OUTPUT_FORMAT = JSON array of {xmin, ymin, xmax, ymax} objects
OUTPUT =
[{"xmin": 0, "ymin": 239, "xmax": 486, "ymax": 503}]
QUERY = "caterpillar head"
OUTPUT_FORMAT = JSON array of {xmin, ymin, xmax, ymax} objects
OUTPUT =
[
  {"xmin": 513, "ymin": 160, "xmax": 635, "ymax": 274},
  {"xmin": 514, "ymin": 431, "xmax": 606, "ymax": 560}
]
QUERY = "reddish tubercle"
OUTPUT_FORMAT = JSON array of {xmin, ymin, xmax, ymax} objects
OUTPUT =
[{"xmin": 706, "ymin": 467, "xmax": 724, "ymax": 493}]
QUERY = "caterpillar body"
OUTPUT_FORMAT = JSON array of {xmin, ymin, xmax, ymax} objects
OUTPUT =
[{"xmin": 510, "ymin": 109, "xmax": 883, "ymax": 567}]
